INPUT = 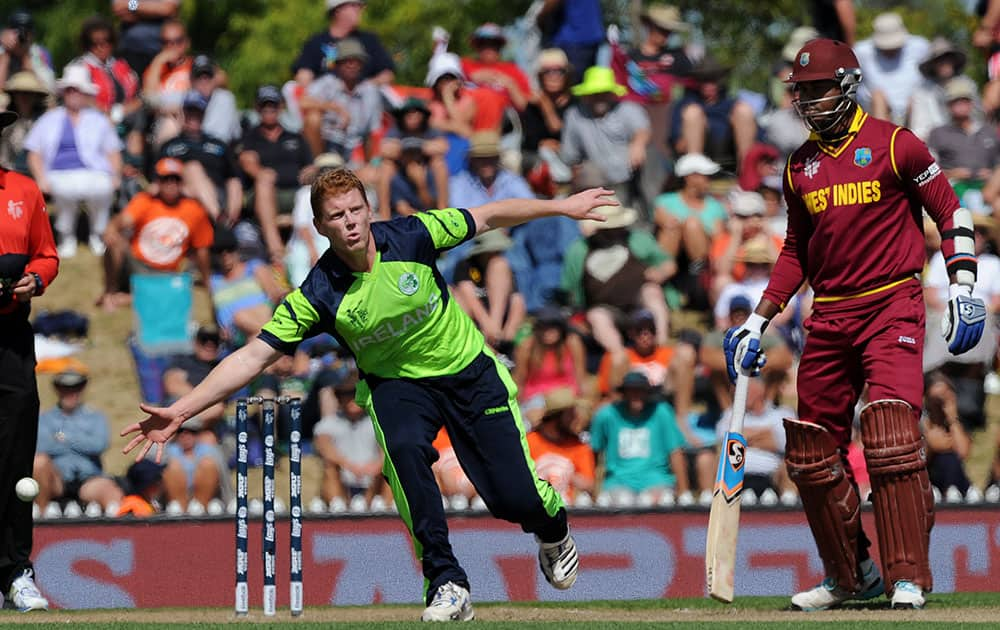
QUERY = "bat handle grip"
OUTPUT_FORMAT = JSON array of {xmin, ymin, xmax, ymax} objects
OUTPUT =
[{"xmin": 730, "ymin": 374, "xmax": 749, "ymax": 434}]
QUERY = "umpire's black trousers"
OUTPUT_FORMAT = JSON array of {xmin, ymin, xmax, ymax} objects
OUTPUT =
[{"xmin": 0, "ymin": 316, "xmax": 39, "ymax": 591}]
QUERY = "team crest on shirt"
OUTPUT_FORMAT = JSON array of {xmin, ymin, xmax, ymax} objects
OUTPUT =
[
  {"xmin": 854, "ymin": 147, "xmax": 872, "ymax": 167},
  {"xmin": 803, "ymin": 154, "xmax": 821, "ymax": 179},
  {"xmin": 398, "ymin": 272, "xmax": 420, "ymax": 295},
  {"xmin": 345, "ymin": 304, "xmax": 368, "ymax": 328},
  {"xmin": 7, "ymin": 200, "xmax": 23, "ymax": 219},
  {"xmin": 799, "ymin": 52, "xmax": 810, "ymax": 67}
]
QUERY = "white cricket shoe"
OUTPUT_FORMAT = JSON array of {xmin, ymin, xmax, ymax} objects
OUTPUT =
[
  {"xmin": 421, "ymin": 581, "xmax": 474, "ymax": 622},
  {"xmin": 790, "ymin": 558, "xmax": 884, "ymax": 611},
  {"xmin": 537, "ymin": 532, "xmax": 579, "ymax": 590},
  {"xmin": 9, "ymin": 569, "xmax": 48, "ymax": 612},
  {"xmin": 890, "ymin": 580, "xmax": 925, "ymax": 609}
]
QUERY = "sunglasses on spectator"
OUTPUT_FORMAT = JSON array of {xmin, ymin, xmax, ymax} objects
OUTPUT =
[
  {"xmin": 161, "ymin": 36, "xmax": 186, "ymax": 46},
  {"xmin": 540, "ymin": 67, "xmax": 567, "ymax": 76}
]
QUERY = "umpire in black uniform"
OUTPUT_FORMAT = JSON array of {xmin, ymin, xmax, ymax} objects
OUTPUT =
[{"xmin": 0, "ymin": 108, "xmax": 59, "ymax": 612}]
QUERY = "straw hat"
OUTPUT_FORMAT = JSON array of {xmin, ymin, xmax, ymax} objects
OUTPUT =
[
  {"xmin": 580, "ymin": 199, "xmax": 638, "ymax": 233},
  {"xmin": 468, "ymin": 131, "xmax": 501, "ymax": 158},
  {"xmin": 872, "ymin": 12, "xmax": 908, "ymax": 51},
  {"xmin": 640, "ymin": 5, "xmax": 689, "ymax": 33},
  {"xmin": 541, "ymin": 387, "xmax": 591, "ymax": 418},
  {"xmin": 5, "ymin": 71, "xmax": 49, "ymax": 95},
  {"xmin": 973, "ymin": 212, "xmax": 999, "ymax": 243},
  {"xmin": 739, "ymin": 236, "xmax": 776, "ymax": 264}
]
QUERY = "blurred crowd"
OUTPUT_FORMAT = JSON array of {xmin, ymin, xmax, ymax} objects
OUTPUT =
[{"xmin": 7, "ymin": 0, "xmax": 1000, "ymax": 518}]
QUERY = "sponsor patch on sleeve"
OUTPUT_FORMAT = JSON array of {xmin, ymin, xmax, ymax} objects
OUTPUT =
[{"xmin": 913, "ymin": 162, "xmax": 941, "ymax": 187}]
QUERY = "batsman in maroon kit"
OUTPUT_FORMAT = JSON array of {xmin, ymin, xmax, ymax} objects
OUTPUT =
[{"xmin": 724, "ymin": 38, "xmax": 986, "ymax": 611}]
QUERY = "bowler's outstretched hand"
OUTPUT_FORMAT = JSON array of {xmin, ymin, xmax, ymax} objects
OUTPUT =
[
  {"xmin": 120, "ymin": 403, "xmax": 186, "ymax": 464},
  {"xmin": 559, "ymin": 187, "xmax": 618, "ymax": 222}
]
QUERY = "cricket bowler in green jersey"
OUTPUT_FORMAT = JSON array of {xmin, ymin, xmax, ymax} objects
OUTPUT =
[{"xmin": 122, "ymin": 168, "xmax": 617, "ymax": 621}]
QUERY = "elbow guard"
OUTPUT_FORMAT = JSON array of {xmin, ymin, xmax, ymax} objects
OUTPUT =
[{"xmin": 943, "ymin": 207, "xmax": 977, "ymax": 289}]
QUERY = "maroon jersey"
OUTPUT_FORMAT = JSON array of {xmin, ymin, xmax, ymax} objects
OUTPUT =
[{"xmin": 764, "ymin": 108, "xmax": 960, "ymax": 309}]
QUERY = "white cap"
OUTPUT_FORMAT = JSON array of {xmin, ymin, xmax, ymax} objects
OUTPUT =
[
  {"xmin": 674, "ymin": 153, "xmax": 720, "ymax": 177},
  {"xmin": 425, "ymin": 53, "xmax": 465, "ymax": 87},
  {"xmin": 729, "ymin": 190, "xmax": 766, "ymax": 216}
]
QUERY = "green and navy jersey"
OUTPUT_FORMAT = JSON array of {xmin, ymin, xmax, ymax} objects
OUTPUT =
[{"xmin": 258, "ymin": 207, "xmax": 484, "ymax": 379}]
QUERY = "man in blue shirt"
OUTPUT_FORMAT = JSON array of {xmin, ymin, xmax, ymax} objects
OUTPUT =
[{"xmin": 34, "ymin": 369, "xmax": 123, "ymax": 513}]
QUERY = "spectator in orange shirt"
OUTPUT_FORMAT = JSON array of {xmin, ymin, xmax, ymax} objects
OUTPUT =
[
  {"xmin": 527, "ymin": 388, "xmax": 595, "ymax": 502},
  {"xmin": 99, "ymin": 157, "xmax": 213, "ymax": 309},
  {"xmin": 461, "ymin": 23, "xmax": 532, "ymax": 112},
  {"xmin": 142, "ymin": 19, "xmax": 192, "ymax": 118}
]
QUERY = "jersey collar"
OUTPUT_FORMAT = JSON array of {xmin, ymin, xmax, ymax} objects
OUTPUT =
[{"xmin": 809, "ymin": 106, "xmax": 867, "ymax": 159}]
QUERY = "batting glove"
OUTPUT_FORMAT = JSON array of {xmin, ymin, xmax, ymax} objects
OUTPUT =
[
  {"xmin": 723, "ymin": 312, "xmax": 769, "ymax": 384},
  {"xmin": 942, "ymin": 284, "xmax": 986, "ymax": 355}
]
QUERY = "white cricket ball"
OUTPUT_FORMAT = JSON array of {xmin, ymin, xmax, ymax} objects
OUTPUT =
[{"xmin": 15, "ymin": 477, "xmax": 39, "ymax": 502}]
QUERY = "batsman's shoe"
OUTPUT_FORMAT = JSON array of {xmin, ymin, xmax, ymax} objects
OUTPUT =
[
  {"xmin": 537, "ymin": 532, "xmax": 579, "ymax": 590},
  {"xmin": 9, "ymin": 569, "xmax": 48, "ymax": 612},
  {"xmin": 421, "ymin": 581, "xmax": 474, "ymax": 622},
  {"xmin": 890, "ymin": 580, "xmax": 925, "ymax": 610},
  {"xmin": 790, "ymin": 558, "xmax": 883, "ymax": 611}
]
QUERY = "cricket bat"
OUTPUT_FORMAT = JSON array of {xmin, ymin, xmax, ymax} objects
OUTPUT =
[{"xmin": 705, "ymin": 372, "xmax": 749, "ymax": 603}]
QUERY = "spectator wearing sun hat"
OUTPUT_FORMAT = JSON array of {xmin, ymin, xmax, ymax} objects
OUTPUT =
[
  {"xmin": 537, "ymin": 0, "xmax": 605, "ymax": 83},
  {"xmin": 526, "ymin": 387, "xmax": 595, "ymax": 502},
  {"xmin": 292, "ymin": 0, "xmax": 395, "ymax": 87},
  {"xmin": 301, "ymin": 37, "xmax": 383, "ymax": 162},
  {"xmin": 520, "ymin": 48, "xmax": 575, "ymax": 171},
  {"xmin": 438, "ymin": 131, "xmax": 534, "ymax": 284},
  {"xmin": 910, "ymin": 37, "xmax": 976, "ymax": 142},
  {"xmin": 34, "ymin": 368, "xmax": 124, "ymax": 513},
  {"xmin": 461, "ymin": 23, "xmax": 532, "ymax": 112},
  {"xmin": 712, "ymin": 235, "xmax": 780, "ymax": 330},
  {"xmin": 561, "ymin": 66, "xmax": 650, "ymax": 208},
  {"xmin": 928, "ymin": 77, "xmax": 998, "ymax": 186},
  {"xmin": 24, "ymin": 63, "xmax": 122, "ymax": 258},
  {"xmin": 561, "ymin": 199, "xmax": 675, "ymax": 360},
  {"xmin": 854, "ymin": 12, "xmax": 930, "ymax": 124},
  {"xmin": 0, "ymin": 71, "xmax": 50, "ymax": 174}
]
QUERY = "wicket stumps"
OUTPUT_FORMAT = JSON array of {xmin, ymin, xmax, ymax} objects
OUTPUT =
[{"xmin": 235, "ymin": 396, "xmax": 303, "ymax": 617}]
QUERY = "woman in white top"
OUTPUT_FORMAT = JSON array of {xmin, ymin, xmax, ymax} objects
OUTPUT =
[{"xmin": 24, "ymin": 64, "xmax": 122, "ymax": 258}]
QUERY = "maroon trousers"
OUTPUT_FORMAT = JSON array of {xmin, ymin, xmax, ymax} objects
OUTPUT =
[{"xmin": 797, "ymin": 283, "xmax": 925, "ymax": 451}]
